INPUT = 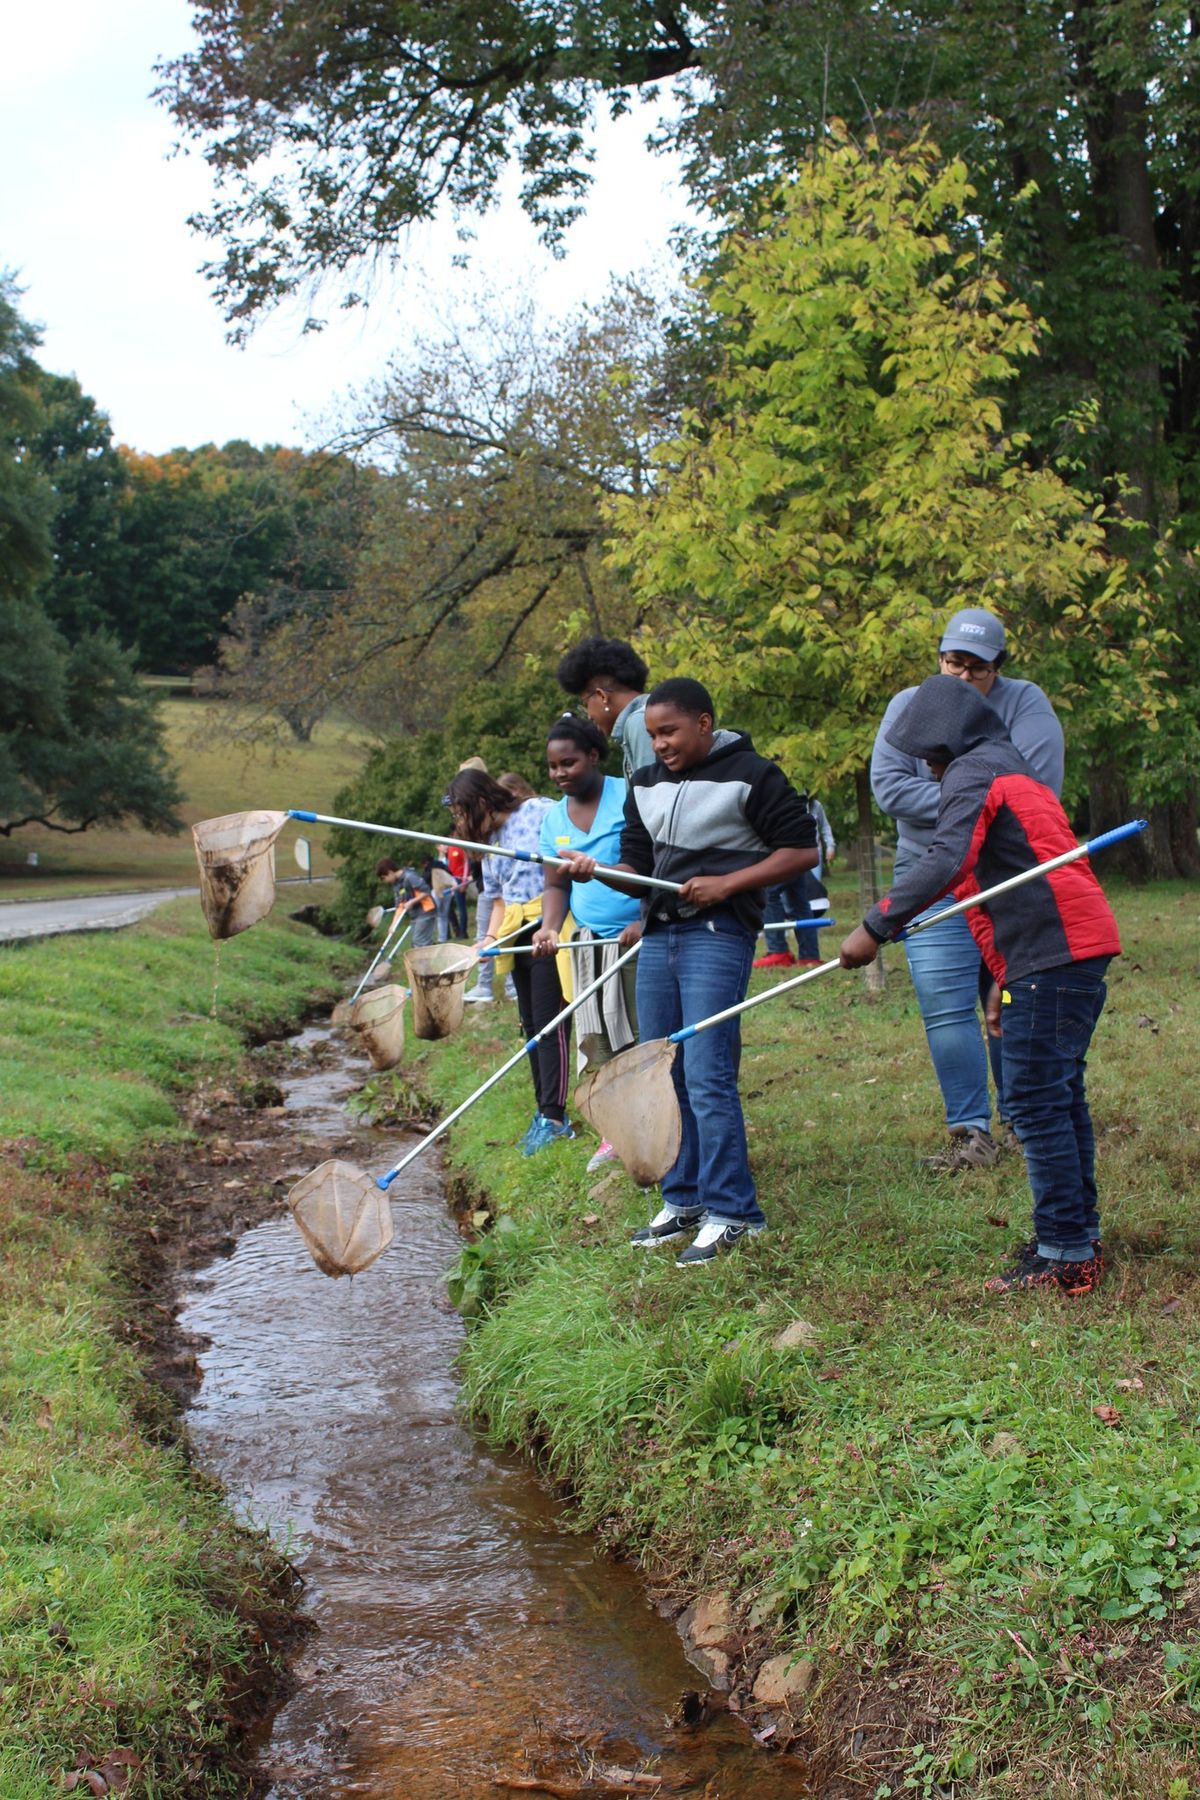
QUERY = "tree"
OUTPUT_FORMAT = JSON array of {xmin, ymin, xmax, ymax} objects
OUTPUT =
[
  {"xmin": 162, "ymin": 0, "xmax": 1200, "ymax": 873},
  {"xmin": 610, "ymin": 132, "xmax": 1167, "ymax": 851},
  {"xmin": 29, "ymin": 372, "xmax": 130, "ymax": 640},
  {"xmin": 323, "ymin": 664, "xmax": 566, "ymax": 929},
  {"xmin": 219, "ymin": 283, "xmax": 678, "ymax": 739},
  {"xmin": 0, "ymin": 276, "xmax": 183, "ymax": 839},
  {"xmin": 116, "ymin": 441, "xmax": 371, "ymax": 677}
]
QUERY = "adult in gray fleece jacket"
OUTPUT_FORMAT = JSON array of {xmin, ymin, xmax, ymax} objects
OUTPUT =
[{"xmin": 870, "ymin": 608, "xmax": 1064, "ymax": 1170}]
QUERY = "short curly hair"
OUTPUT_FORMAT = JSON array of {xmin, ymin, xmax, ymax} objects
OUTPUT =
[{"xmin": 556, "ymin": 635, "xmax": 649, "ymax": 696}]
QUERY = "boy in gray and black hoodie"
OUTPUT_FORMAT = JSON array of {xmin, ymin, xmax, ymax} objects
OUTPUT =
[{"xmin": 562, "ymin": 679, "xmax": 816, "ymax": 1266}]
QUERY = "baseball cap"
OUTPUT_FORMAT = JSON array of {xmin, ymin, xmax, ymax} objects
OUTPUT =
[{"xmin": 939, "ymin": 608, "xmax": 1006, "ymax": 662}]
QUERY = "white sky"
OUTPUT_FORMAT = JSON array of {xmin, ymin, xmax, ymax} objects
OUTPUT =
[{"xmin": 0, "ymin": 1, "xmax": 690, "ymax": 453}]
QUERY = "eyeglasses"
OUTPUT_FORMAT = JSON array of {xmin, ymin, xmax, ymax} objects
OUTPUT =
[{"xmin": 939, "ymin": 653, "xmax": 995, "ymax": 682}]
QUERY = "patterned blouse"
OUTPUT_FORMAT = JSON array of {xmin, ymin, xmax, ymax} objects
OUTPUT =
[{"xmin": 480, "ymin": 797, "xmax": 555, "ymax": 906}]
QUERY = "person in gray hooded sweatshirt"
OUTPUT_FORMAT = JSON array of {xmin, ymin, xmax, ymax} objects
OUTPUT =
[
  {"xmin": 843, "ymin": 675, "xmax": 1119, "ymax": 1295},
  {"xmin": 870, "ymin": 609, "xmax": 1064, "ymax": 1172}
]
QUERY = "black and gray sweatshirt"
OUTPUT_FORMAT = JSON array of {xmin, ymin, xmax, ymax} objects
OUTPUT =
[{"xmin": 620, "ymin": 729, "xmax": 816, "ymax": 932}]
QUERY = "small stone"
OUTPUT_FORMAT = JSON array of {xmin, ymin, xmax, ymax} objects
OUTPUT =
[
  {"xmin": 752, "ymin": 1652, "xmax": 815, "ymax": 1709},
  {"xmin": 688, "ymin": 1644, "xmax": 731, "ymax": 1687},
  {"xmin": 686, "ymin": 1592, "xmax": 735, "ymax": 1648},
  {"xmin": 772, "ymin": 1319, "xmax": 820, "ymax": 1350}
]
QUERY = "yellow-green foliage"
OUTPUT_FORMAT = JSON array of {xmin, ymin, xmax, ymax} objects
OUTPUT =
[{"xmin": 611, "ymin": 127, "xmax": 1166, "ymax": 791}]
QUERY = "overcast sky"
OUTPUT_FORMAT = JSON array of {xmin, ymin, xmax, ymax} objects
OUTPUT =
[{"xmin": 0, "ymin": 1, "xmax": 690, "ymax": 454}]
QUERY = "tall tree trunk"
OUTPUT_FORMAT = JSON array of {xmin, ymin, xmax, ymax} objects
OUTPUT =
[{"xmin": 1086, "ymin": 761, "xmax": 1151, "ymax": 881}]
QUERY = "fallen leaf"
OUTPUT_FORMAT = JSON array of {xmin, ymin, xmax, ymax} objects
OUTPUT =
[
  {"xmin": 1093, "ymin": 1404, "xmax": 1121, "ymax": 1426},
  {"xmin": 581, "ymin": 1213, "xmax": 600, "ymax": 1226},
  {"xmin": 1162, "ymin": 1298, "xmax": 1182, "ymax": 1315},
  {"xmin": 1135, "ymin": 1013, "xmax": 1159, "ymax": 1034},
  {"xmin": 1114, "ymin": 1377, "xmax": 1144, "ymax": 1392},
  {"xmin": 985, "ymin": 1214, "xmax": 1009, "ymax": 1229}
]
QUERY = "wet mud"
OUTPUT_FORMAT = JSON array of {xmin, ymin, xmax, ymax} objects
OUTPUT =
[{"xmin": 176, "ymin": 1026, "xmax": 813, "ymax": 1799}]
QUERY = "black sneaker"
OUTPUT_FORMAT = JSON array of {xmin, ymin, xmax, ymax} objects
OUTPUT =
[
  {"xmin": 985, "ymin": 1240, "xmax": 1102, "ymax": 1296},
  {"xmin": 630, "ymin": 1204, "xmax": 704, "ymax": 1249},
  {"xmin": 675, "ymin": 1215, "xmax": 765, "ymax": 1267}
]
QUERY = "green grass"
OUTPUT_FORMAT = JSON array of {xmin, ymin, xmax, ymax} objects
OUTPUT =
[
  {"xmin": 397, "ymin": 878, "xmax": 1200, "ymax": 1797},
  {"xmin": 0, "ymin": 694, "xmax": 371, "ymax": 900},
  {"xmin": 0, "ymin": 904, "xmax": 355, "ymax": 1796}
]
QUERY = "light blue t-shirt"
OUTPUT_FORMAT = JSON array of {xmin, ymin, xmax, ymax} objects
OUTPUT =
[{"xmin": 539, "ymin": 777, "xmax": 641, "ymax": 939}]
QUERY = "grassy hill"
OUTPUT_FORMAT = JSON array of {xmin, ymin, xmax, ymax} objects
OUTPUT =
[{"xmin": 0, "ymin": 694, "xmax": 372, "ymax": 901}]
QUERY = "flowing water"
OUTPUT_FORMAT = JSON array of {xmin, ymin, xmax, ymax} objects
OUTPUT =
[{"xmin": 179, "ymin": 1026, "xmax": 811, "ymax": 1798}]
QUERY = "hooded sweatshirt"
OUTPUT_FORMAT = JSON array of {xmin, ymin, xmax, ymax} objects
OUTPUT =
[
  {"xmin": 620, "ymin": 728, "xmax": 815, "ymax": 933},
  {"xmin": 863, "ymin": 676, "xmax": 1119, "ymax": 984},
  {"xmin": 871, "ymin": 673, "xmax": 1063, "ymax": 875}
]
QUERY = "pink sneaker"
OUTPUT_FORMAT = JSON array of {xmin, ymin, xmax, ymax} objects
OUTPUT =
[{"xmin": 586, "ymin": 1140, "xmax": 617, "ymax": 1173}]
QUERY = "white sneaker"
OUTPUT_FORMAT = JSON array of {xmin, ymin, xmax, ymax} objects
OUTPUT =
[
  {"xmin": 629, "ymin": 1204, "xmax": 703, "ymax": 1248},
  {"xmin": 676, "ymin": 1214, "xmax": 764, "ymax": 1266},
  {"xmin": 463, "ymin": 987, "xmax": 494, "ymax": 1004}
]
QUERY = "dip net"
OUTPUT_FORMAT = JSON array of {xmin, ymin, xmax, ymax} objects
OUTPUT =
[
  {"xmin": 404, "ymin": 943, "xmax": 475, "ymax": 1040},
  {"xmin": 349, "ymin": 983, "xmax": 407, "ymax": 1070},
  {"xmin": 574, "ymin": 1038, "xmax": 681, "ymax": 1187},
  {"xmin": 192, "ymin": 810, "xmax": 287, "ymax": 940},
  {"xmin": 288, "ymin": 1160, "xmax": 394, "ymax": 1278}
]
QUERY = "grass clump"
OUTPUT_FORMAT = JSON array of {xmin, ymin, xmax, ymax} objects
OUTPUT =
[
  {"xmin": 405, "ymin": 878, "xmax": 1200, "ymax": 1796},
  {"xmin": 0, "ymin": 899, "xmax": 351, "ymax": 1160},
  {"xmin": 0, "ymin": 904, "xmax": 354, "ymax": 1795}
]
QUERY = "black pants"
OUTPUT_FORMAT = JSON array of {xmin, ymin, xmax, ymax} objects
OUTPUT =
[{"xmin": 510, "ymin": 924, "xmax": 569, "ymax": 1122}]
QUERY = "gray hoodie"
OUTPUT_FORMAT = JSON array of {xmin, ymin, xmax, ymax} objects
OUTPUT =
[{"xmin": 871, "ymin": 673, "xmax": 1064, "ymax": 875}]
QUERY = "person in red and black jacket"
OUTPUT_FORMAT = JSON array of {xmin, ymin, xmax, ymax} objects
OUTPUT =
[{"xmin": 840, "ymin": 675, "xmax": 1121, "ymax": 1296}]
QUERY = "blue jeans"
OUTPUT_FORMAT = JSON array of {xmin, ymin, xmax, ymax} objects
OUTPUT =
[
  {"xmin": 636, "ymin": 915, "xmax": 764, "ymax": 1226},
  {"xmin": 763, "ymin": 878, "xmax": 822, "ymax": 961},
  {"xmin": 903, "ymin": 905, "xmax": 1003, "ymax": 1133},
  {"xmin": 1000, "ymin": 958, "xmax": 1109, "ymax": 1259}
]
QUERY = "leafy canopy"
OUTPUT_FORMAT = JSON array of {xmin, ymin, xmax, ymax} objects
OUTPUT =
[
  {"xmin": 0, "ymin": 276, "xmax": 183, "ymax": 838},
  {"xmin": 611, "ymin": 130, "xmax": 1165, "ymax": 799}
]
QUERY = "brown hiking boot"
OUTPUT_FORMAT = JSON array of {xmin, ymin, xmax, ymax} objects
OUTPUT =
[{"xmin": 920, "ymin": 1128, "xmax": 1001, "ymax": 1173}]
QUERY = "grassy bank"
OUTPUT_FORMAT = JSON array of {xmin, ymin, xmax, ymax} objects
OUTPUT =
[
  {"xmin": 399, "ymin": 879, "xmax": 1200, "ymax": 1797},
  {"xmin": 0, "ymin": 695, "xmax": 370, "ymax": 900},
  {"xmin": 0, "ymin": 903, "xmax": 354, "ymax": 1798}
]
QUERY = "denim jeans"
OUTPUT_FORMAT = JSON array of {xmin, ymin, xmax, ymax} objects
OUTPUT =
[
  {"xmin": 1000, "ymin": 958, "xmax": 1110, "ymax": 1259},
  {"xmin": 763, "ymin": 878, "xmax": 823, "ymax": 961},
  {"xmin": 636, "ymin": 914, "xmax": 763, "ymax": 1225},
  {"xmin": 903, "ymin": 904, "xmax": 1003, "ymax": 1133}
]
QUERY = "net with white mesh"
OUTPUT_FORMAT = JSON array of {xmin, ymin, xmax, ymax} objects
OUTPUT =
[
  {"xmin": 574, "ymin": 1038, "xmax": 682, "ymax": 1187},
  {"xmin": 404, "ymin": 943, "xmax": 475, "ymax": 1040},
  {"xmin": 288, "ymin": 1160, "xmax": 394, "ymax": 1277},
  {"xmin": 192, "ymin": 810, "xmax": 288, "ymax": 940}
]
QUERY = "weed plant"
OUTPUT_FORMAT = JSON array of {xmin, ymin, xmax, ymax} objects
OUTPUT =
[
  {"xmin": 407, "ymin": 879, "xmax": 1200, "ymax": 1796},
  {"xmin": 0, "ymin": 905, "xmax": 353, "ymax": 1795}
]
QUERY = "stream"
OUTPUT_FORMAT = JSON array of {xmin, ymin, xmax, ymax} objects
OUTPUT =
[{"xmin": 178, "ymin": 1025, "xmax": 812, "ymax": 1798}]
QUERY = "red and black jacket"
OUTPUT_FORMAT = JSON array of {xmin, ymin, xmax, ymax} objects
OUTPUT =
[{"xmin": 864, "ymin": 676, "xmax": 1120, "ymax": 986}]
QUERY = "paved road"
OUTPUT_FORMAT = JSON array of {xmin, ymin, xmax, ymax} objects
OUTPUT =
[
  {"xmin": 0, "ymin": 878, "xmax": 330, "ymax": 945},
  {"xmin": 0, "ymin": 888, "xmax": 198, "ymax": 943}
]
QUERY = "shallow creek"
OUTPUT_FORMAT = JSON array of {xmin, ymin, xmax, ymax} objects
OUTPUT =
[{"xmin": 179, "ymin": 1026, "xmax": 811, "ymax": 1798}]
